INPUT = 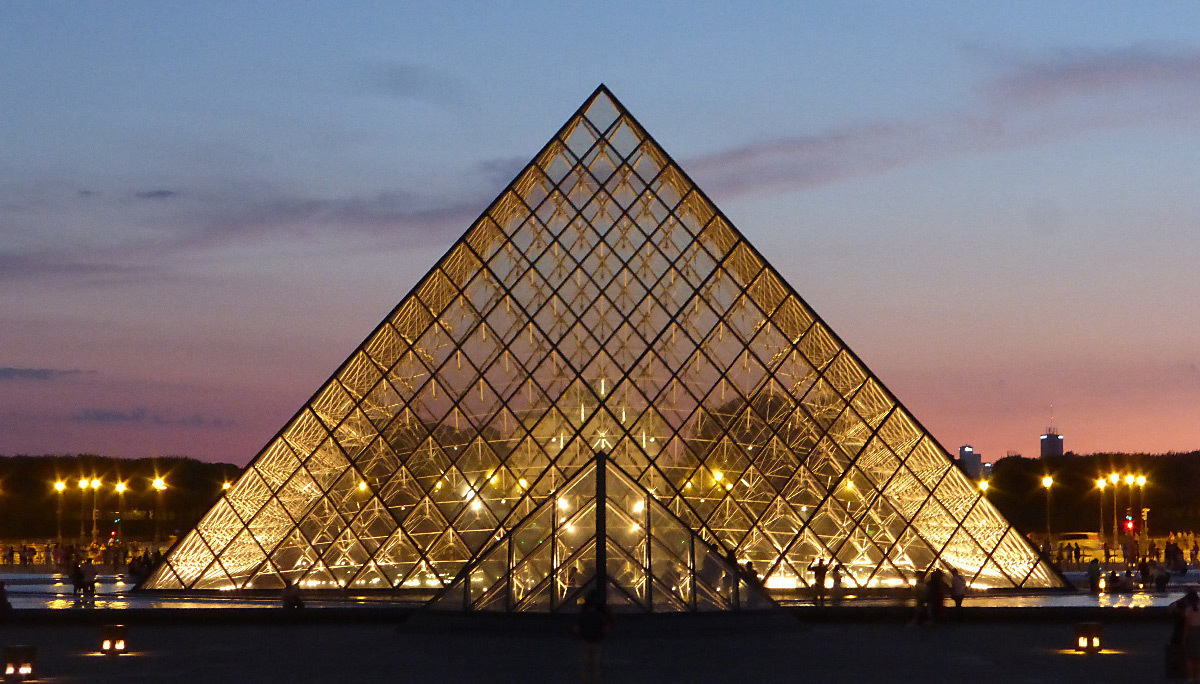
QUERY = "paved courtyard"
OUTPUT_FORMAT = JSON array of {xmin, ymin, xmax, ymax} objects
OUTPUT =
[{"xmin": 0, "ymin": 609, "xmax": 1182, "ymax": 683}]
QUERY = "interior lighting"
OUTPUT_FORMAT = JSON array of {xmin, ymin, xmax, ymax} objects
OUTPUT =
[
  {"xmin": 632, "ymin": 499, "xmax": 644, "ymax": 513},
  {"xmin": 358, "ymin": 481, "xmax": 368, "ymax": 491},
  {"xmin": 713, "ymin": 472, "xmax": 723, "ymax": 482},
  {"xmin": 764, "ymin": 575, "xmax": 799, "ymax": 589}
]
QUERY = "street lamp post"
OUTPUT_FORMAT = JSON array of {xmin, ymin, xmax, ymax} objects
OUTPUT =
[
  {"xmin": 1042, "ymin": 476, "xmax": 1054, "ymax": 550},
  {"xmin": 90, "ymin": 478, "xmax": 101, "ymax": 545},
  {"xmin": 78, "ymin": 478, "xmax": 90, "ymax": 540},
  {"xmin": 114, "ymin": 482, "xmax": 127, "ymax": 544},
  {"xmin": 1125, "ymin": 474, "xmax": 1136, "ymax": 557},
  {"xmin": 1096, "ymin": 479, "xmax": 1106, "ymax": 543},
  {"xmin": 1136, "ymin": 475, "xmax": 1147, "ymax": 548},
  {"xmin": 54, "ymin": 481, "xmax": 66, "ymax": 542},
  {"xmin": 153, "ymin": 477, "xmax": 167, "ymax": 544},
  {"xmin": 978, "ymin": 480, "xmax": 989, "ymax": 495},
  {"xmin": 1108, "ymin": 472, "xmax": 1120, "ymax": 548}
]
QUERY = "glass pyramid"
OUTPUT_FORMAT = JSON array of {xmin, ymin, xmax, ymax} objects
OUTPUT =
[{"xmin": 143, "ymin": 85, "xmax": 1063, "ymax": 605}]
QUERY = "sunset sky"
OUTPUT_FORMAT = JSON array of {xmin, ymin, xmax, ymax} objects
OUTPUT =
[{"xmin": 2, "ymin": 2, "xmax": 1199, "ymax": 465}]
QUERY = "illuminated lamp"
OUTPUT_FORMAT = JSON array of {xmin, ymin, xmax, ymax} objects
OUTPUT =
[
  {"xmin": 3, "ymin": 646, "xmax": 35, "ymax": 682},
  {"xmin": 100, "ymin": 624, "xmax": 128, "ymax": 657},
  {"xmin": 1074, "ymin": 621, "xmax": 1102, "ymax": 653}
]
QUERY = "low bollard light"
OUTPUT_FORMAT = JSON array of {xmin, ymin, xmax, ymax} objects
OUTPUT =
[
  {"xmin": 1075, "ymin": 621, "xmax": 1102, "ymax": 653},
  {"xmin": 3, "ymin": 645, "xmax": 36, "ymax": 682},
  {"xmin": 100, "ymin": 624, "xmax": 128, "ymax": 657}
]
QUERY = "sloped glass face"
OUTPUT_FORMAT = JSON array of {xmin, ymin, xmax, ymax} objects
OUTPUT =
[
  {"xmin": 431, "ymin": 459, "xmax": 772, "ymax": 613},
  {"xmin": 143, "ymin": 87, "xmax": 1061, "ymax": 601}
]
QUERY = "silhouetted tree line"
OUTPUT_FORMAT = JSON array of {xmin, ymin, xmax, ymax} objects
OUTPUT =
[
  {"xmin": 0, "ymin": 455, "xmax": 241, "ymax": 541},
  {"xmin": 3, "ymin": 450, "xmax": 1196, "ymax": 542},
  {"xmin": 984, "ymin": 451, "xmax": 1200, "ymax": 537}
]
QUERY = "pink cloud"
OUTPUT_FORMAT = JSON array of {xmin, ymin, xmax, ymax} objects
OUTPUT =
[{"xmin": 687, "ymin": 46, "xmax": 1200, "ymax": 199}]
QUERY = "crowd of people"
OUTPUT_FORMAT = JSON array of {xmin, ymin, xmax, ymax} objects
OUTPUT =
[
  {"xmin": 0, "ymin": 540, "xmax": 165, "ymax": 583},
  {"xmin": 1046, "ymin": 533, "xmax": 1200, "ymax": 573},
  {"xmin": 905, "ymin": 567, "xmax": 969, "ymax": 625}
]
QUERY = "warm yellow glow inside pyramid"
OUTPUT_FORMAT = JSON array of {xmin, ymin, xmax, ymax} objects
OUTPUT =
[{"xmin": 143, "ymin": 86, "xmax": 1061, "ymax": 609}]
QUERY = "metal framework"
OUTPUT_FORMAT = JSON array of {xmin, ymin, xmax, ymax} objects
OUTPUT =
[{"xmin": 143, "ymin": 86, "xmax": 1062, "ymax": 608}]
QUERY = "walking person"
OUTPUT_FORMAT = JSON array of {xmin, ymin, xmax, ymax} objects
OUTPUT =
[
  {"xmin": 1171, "ymin": 588, "xmax": 1200, "ymax": 681},
  {"xmin": 925, "ymin": 568, "xmax": 947, "ymax": 623},
  {"xmin": 70, "ymin": 561, "xmax": 84, "ymax": 597},
  {"xmin": 575, "ymin": 590, "xmax": 613, "ymax": 684},
  {"xmin": 909, "ymin": 571, "xmax": 930, "ymax": 626},
  {"xmin": 281, "ymin": 579, "xmax": 305, "ymax": 609},
  {"xmin": 1086, "ymin": 558, "xmax": 1102, "ymax": 593},
  {"xmin": 949, "ymin": 567, "xmax": 967, "ymax": 615},
  {"xmin": 81, "ymin": 558, "xmax": 98, "ymax": 602},
  {"xmin": 808, "ymin": 558, "xmax": 829, "ymax": 605},
  {"xmin": 824, "ymin": 562, "xmax": 844, "ymax": 605}
]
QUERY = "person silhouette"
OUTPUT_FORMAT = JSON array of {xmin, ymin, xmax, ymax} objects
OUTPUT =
[{"xmin": 808, "ymin": 558, "xmax": 829, "ymax": 605}]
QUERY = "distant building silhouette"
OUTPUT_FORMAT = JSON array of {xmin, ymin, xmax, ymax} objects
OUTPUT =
[
  {"xmin": 957, "ymin": 445, "xmax": 983, "ymax": 479},
  {"xmin": 1040, "ymin": 427, "xmax": 1064, "ymax": 458}
]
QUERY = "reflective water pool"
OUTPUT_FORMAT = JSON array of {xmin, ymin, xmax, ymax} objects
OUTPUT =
[
  {"xmin": 0, "ymin": 573, "xmax": 398, "ymax": 609},
  {"xmin": 3, "ymin": 571, "xmax": 1196, "ymax": 610}
]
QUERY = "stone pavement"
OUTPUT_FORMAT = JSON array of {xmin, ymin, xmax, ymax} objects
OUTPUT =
[{"xmin": 0, "ymin": 608, "xmax": 1182, "ymax": 683}]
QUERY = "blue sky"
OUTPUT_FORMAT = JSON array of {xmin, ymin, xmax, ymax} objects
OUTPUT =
[{"xmin": 2, "ymin": 1, "xmax": 1199, "ymax": 464}]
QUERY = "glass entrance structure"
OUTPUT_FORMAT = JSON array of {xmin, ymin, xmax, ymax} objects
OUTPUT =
[{"xmin": 143, "ymin": 86, "xmax": 1063, "ymax": 608}]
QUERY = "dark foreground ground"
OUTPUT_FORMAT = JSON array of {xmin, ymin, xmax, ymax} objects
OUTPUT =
[{"xmin": 0, "ymin": 607, "xmax": 1183, "ymax": 683}]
